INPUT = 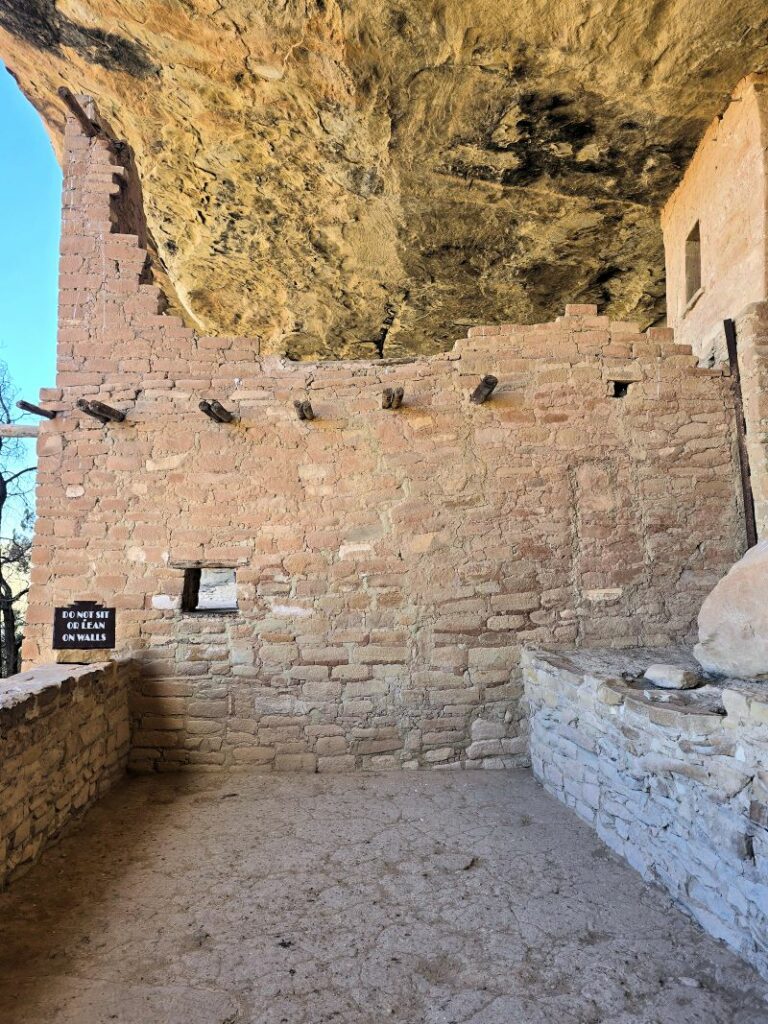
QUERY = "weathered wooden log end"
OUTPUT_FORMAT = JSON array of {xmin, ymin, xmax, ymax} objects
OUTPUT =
[
  {"xmin": 209, "ymin": 400, "xmax": 237, "ymax": 423},
  {"xmin": 89, "ymin": 399, "xmax": 126, "ymax": 423},
  {"xmin": 77, "ymin": 399, "xmax": 125, "ymax": 423},
  {"xmin": 17, "ymin": 400, "xmax": 56, "ymax": 420},
  {"xmin": 470, "ymin": 375, "xmax": 498, "ymax": 404},
  {"xmin": 294, "ymin": 399, "xmax": 315, "ymax": 421},
  {"xmin": 77, "ymin": 399, "xmax": 106, "ymax": 423},
  {"xmin": 383, "ymin": 387, "xmax": 404, "ymax": 410},
  {"xmin": 200, "ymin": 399, "xmax": 236, "ymax": 423}
]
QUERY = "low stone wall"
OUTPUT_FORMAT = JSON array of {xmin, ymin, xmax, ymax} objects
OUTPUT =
[
  {"xmin": 0, "ymin": 662, "xmax": 131, "ymax": 887},
  {"xmin": 523, "ymin": 648, "xmax": 768, "ymax": 978}
]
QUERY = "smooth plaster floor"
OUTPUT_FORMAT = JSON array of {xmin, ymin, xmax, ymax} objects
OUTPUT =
[{"xmin": 1, "ymin": 771, "xmax": 767, "ymax": 1024}]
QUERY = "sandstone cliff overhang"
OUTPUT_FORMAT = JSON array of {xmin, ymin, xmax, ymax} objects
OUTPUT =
[{"xmin": 2, "ymin": 2, "xmax": 768, "ymax": 357}]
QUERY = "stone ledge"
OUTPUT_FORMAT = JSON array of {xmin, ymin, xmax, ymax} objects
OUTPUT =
[
  {"xmin": 0, "ymin": 662, "xmax": 114, "ymax": 714},
  {"xmin": 524, "ymin": 646, "xmax": 768, "ymax": 731},
  {"xmin": 0, "ymin": 661, "xmax": 133, "ymax": 888},
  {"xmin": 523, "ymin": 646, "xmax": 768, "ymax": 979}
]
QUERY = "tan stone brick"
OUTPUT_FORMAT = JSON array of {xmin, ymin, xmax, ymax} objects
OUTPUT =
[
  {"xmin": 316, "ymin": 736, "xmax": 348, "ymax": 755},
  {"xmin": 317, "ymin": 755, "xmax": 356, "ymax": 772},
  {"xmin": 274, "ymin": 754, "xmax": 316, "ymax": 771}
]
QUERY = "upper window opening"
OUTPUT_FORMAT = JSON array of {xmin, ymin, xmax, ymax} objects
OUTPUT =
[
  {"xmin": 685, "ymin": 221, "xmax": 702, "ymax": 305},
  {"xmin": 181, "ymin": 567, "xmax": 237, "ymax": 613}
]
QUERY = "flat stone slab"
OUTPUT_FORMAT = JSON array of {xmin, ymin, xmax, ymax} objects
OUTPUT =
[
  {"xmin": 0, "ymin": 771, "xmax": 766, "ymax": 1024},
  {"xmin": 527, "ymin": 644, "xmax": 704, "ymax": 681},
  {"xmin": 644, "ymin": 663, "xmax": 702, "ymax": 689}
]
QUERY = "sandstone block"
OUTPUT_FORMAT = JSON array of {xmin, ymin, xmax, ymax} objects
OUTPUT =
[
  {"xmin": 695, "ymin": 542, "xmax": 768, "ymax": 677},
  {"xmin": 466, "ymin": 739, "xmax": 502, "ymax": 759},
  {"xmin": 289, "ymin": 665, "xmax": 329, "ymax": 682},
  {"xmin": 500, "ymin": 736, "xmax": 527, "ymax": 755},
  {"xmin": 423, "ymin": 747, "xmax": 454, "ymax": 763},
  {"xmin": 468, "ymin": 648, "xmax": 518, "ymax": 671},
  {"xmin": 315, "ymin": 736, "xmax": 348, "ymax": 755},
  {"xmin": 355, "ymin": 645, "xmax": 408, "ymax": 664},
  {"xmin": 317, "ymin": 755, "xmax": 356, "ymax": 772},
  {"xmin": 354, "ymin": 738, "xmax": 402, "ymax": 755},
  {"xmin": 302, "ymin": 680, "xmax": 342, "ymax": 701},
  {"xmin": 231, "ymin": 747, "xmax": 276, "ymax": 764},
  {"xmin": 470, "ymin": 718, "xmax": 505, "ymax": 741},
  {"xmin": 643, "ymin": 664, "xmax": 701, "ymax": 689},
  {"xmin": 275, "ymin": 754, "xmax": 316, "ymax": 771},
  {"xmin": 564, "ymin": 304, "xmax": 598, "ymax": 316},
  {"xmin": 343, "ymin": 679, "xmax": 388, "ymax": 698},
  {"xmin": 366, "ymin": 755, "xmax": 399, "ymax": 769}
]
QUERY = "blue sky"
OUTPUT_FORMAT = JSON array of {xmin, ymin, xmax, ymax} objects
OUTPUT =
[
  {"xmin": 0, "ymin": 63, "xmax": 60, "ymax": 410},
  {"xmin": 0, "ymin": 61, "xmax": 59, "ymax": 501},
  {"xmin": 0, "ymin": 63, "xmax": 60, "ymax": 498}
]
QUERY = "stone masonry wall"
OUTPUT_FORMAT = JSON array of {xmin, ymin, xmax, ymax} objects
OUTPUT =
[
  {"xmin": 524, "ymin": 648, "xmax": 768, "ymax": 979},
  {"xmin": 662, "ymin": 74, "xmax": 768, "ymax": 542},
  {"xmin": 0, "ymin": 662, "xmax": 131, "ymax": 887},
  {"xmin": 21, "ymin": 101, "xmax": 747, "ymax": 772},
  {"xmin": 662, "ymin": 74, "xmax": 768, "ymax": 361}
]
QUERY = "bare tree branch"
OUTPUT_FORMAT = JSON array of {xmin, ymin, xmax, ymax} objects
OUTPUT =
[
  {"xmin": 0, "ymin": 359, "xmax": 36, "ymax": 675},
  {"xmin": 4, "ymin": 466, "xmax": 37, "ymax": 487}
]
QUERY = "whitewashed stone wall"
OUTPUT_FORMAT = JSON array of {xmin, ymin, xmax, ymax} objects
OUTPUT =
[
  {"xmin": 0, "ymin": 662, "xmax": 132, "ymax": 887},
  {"xmin": 523, "ymin": 647, "xmax": 768, "ymax": 979}
]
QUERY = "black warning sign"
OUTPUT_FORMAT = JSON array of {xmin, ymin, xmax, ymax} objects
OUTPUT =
[{"xmin": 53, "ymin": 601, "xmax": 116, "ymax": 650}]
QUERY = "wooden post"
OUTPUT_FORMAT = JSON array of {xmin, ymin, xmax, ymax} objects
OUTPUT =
[
  {"xmin": 294, "ymin": 400, "xmax": 315, "ymax": 421},
  {"xmin": 77, "ymin": 399, "xmax": 126, "ymax": 423},
  {"xmin": 470, "ymin": 375, "xmax": 498, "ymax": 404},
  {"xmin": 17, "ymin": 400, "xmax": 56, "ymax": 420},
  {"xmin": 0, "ymin": 424, "xmax": 38, "ymax": 438},
  {"xmin": 209, "ymin": 400, "xmax": 236, "ymax": 423},
  {"xmin": 200, "ymin": 400, "xmax": 236, "ymax": 423},
  {"xmin": 383, "ymin": 387, "xmax": 404, "ymax": 409},
  {"xmin": 724, "ymin": 319, "xmax": 758, "ymax": 548},
  {"xmin": 89, "ymin": 400, "xmax": 126, "ymax": 423}
]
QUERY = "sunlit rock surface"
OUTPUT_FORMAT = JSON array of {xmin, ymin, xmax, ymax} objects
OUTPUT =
[
  {"xmin": 1, "ymin": 1, "xmax": 767, "ymax": 358},
  {"xmin": 695, "ymin": 541, "xmax": 768, "ymax": 679}
]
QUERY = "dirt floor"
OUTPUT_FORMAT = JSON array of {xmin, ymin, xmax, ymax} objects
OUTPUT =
[{"xmin": 0, "ymin": 770, "xmax": 766, "ymax": 1024}]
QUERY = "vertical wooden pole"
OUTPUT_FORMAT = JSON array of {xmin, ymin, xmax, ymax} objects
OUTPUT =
[{"xmin": 724, "ymin": 318, "xmax": 758, "ymax": 548}]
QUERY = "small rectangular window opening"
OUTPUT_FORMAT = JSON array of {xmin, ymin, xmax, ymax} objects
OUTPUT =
[
  {"xmin": 181, "ymin": 567, "xmax": 238, "ymax": 612},
  {"xmin": 685, "ymin": 221, "xmax": 702, "ymax": 305},
  {"xmin": 609, "ymin": 380, "xmax": 631, "ymax": 399}
]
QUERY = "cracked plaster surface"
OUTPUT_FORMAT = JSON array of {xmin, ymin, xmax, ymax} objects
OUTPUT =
[{"xmin": 0, "ymin": 770, "xmax": 767, "ymax": 1023}]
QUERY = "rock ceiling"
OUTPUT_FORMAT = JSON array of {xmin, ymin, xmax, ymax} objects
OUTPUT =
[{"xmin": 1, "ymin": 1, "xmax": 768, "ymax": 358}]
